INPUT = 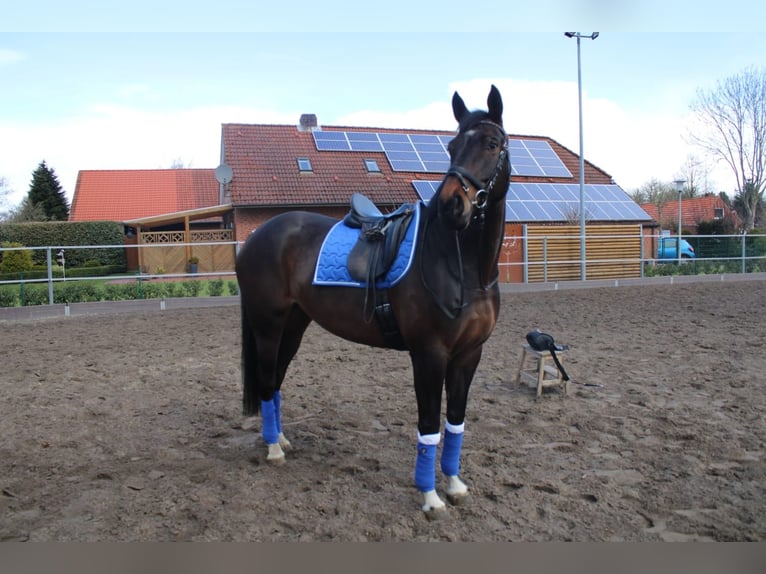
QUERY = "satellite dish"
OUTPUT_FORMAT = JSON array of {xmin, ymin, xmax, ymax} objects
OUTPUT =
[{"xmin": 215, "ymin": 164, "xmax": 233, "ymax": 184}]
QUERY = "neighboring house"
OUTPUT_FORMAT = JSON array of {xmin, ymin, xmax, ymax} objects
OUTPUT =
[
  {"xmin": 70, "ymin": 169, "xmax": 233, "ymax": 274},
  {"xmin": 640, "ymin": 194, "xmax": 739, "ymax": 233}
]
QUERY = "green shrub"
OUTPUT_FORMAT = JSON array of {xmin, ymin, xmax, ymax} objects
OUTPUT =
[
  {"xmin": 53, "ymin": 282, "xmax": 104, "ymax": 303},
  {"xmin": 141, "ymin": 282, "xmax": 170, "ymax": 300},
  {"xmin": 0, "ymin": 242, "xmax": 34, "ymax": 274},
  {"xmin": 208, "ymin": 278, "xmax": 224, "ymax": 296},
  {"xmin": 227, "ymin": 280, "xmax": 239, "ymax": 296},
  {"xmin": 83, "ymin": 259, "xmax": 101, "ymax": 267},
  {"xmin": 0, "ymin": 287, "xmax": 19, "ymax": 307},
  {"xmin": 21, "ymin": 284, "xmax": 49, "ymax": 306},
  {"xmin": 104, "ymin": 283, "xmax": 138, "ymax": 301},
  {"xmin": 181, "ymin": 280, "xmax": 201, "ymax": 297}
]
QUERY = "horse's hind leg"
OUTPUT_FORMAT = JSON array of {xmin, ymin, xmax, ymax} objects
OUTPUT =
[{"xmin": 271, "ymin": 305, "xmax": 312, "ymax": 454}]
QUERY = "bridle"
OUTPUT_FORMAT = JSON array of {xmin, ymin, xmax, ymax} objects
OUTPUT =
[
  {"xmin": 421, "ymin": 119, "xmax": 510, "ymax": 318},
  {"xmin": 445, "ymin": 119, "xmax": 509, "ymax": 214}
]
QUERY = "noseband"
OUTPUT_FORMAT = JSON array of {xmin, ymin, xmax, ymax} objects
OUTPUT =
[{"xmin": 445, "ymin": 120, "xmax": 509, "ymax": 213}]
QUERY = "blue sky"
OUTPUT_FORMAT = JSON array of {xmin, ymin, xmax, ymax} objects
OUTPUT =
[{"xmin": 2, "ymin": 2, "xmax": 766, "ymax": 206}]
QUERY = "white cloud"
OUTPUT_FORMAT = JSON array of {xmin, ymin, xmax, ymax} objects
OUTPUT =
[
  {"xmin": 339, "ymin": 78, "xmax": 730, "ymax": 192},
  {"xmin": 0, "ymin": 78, "xmax": 739, "ymax": 210},
  {"xmin": 0, "ymin": 103, "xmax": 298, "ymax": 204}
]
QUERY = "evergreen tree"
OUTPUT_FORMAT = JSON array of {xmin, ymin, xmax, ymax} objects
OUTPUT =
[{"xmin": 28, "ymin": 160, "xmax": 69, "ymax": 221}]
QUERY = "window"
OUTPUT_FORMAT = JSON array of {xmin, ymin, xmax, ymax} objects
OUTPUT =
[
  {"xmin": 714, "ymin": 207, "xmax": 724, "ymax": 220},
  {"xmin": 297, "ymin": 157, "xmax": 313, "ymax": 172},
  {"xmin": 364, "ymin": 159, "xmax": 381, "ymax": 173}
]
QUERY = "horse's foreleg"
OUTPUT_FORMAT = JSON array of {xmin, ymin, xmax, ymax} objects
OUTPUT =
[
  {"xmin": 440, "ymin": 349, "xmax": 481, "ymax": 504},
  {"xmin": 411, "ymin": 351, "xmax": 449, "ymax": 517},
  {"xmin": 442, "ymin": 421, "xmax": 468, "ymax": 504},
  {"xmin": 415, "ymin": 433, "xmax": 448, "ymax": 518}
]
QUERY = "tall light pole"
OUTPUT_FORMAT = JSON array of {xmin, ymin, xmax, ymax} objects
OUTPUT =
[
  {"xmin": 674, "ymin": 179, "xmax": 686, "ymax": 266},
  {"xmin": 565, "ymin": 31, "xmax": 599, "ymax": 281}
]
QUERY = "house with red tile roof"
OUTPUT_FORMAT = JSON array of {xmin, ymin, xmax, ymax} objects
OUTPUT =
[
  {"xmin": 69, "ymin": 114, "xmax": 653, "ymax": 281},
  {"xmin": 70, "ymin": 168, "xmax": 233, "ymax": 274},
  {"xmin": 640, "ymin": 194, "xmax": 738, "ymax": 233},
  {"xmin": 220, "ymin": 119, "xmax": 649, "ymax": 244}
]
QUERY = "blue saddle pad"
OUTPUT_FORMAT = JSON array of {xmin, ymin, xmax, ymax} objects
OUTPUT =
[{"xmin": 313, "ymin": 204, "xmax": 420, "ymax": 288}]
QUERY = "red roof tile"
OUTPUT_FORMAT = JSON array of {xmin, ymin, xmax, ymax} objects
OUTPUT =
[
  {"xmin": 640, "ymin": 195, "xmax": 737, "ymax": 229},
  {"xmin": 70, "ymin": 169, "xmax": 218, "ymax": 222}
]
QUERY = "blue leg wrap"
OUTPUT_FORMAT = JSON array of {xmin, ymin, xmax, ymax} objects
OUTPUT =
[
  {"xmin": 261, "ymin": 398, "xmax": 279, "ymax": 445},
  {"xmin": 273, "ymin": 390, "xmax": 282, "ymax": 434},
  {"xmin": 441, "ymin": 429, "xmax": 464, "ymax": 476},
  {"xmin": 414, "ymin": 443, "xmax": 438, "ymax": 492}
]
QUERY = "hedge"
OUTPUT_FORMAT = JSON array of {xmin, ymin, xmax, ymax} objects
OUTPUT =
[{"xmin": 0, "ymin": 221, "xmax": 126, "ymax": 267}]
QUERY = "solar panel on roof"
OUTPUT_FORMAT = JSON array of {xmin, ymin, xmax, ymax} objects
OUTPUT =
[
  {"xmin": 412, "ymin": 181, "xmax": 651, "ymax": 223},
  {"xmin": 412, "ymin": 180, "xmax": 439, "ymax": 202},
  {"xmin": 313, "ymin": 131, "xmax": 350, "ymax": 151},
  {"xmin": 312, "ymin": 130, "xmax": 572, "ymax": 178}
]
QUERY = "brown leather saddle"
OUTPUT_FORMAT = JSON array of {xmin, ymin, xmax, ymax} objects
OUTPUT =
[{"xmin": 343, "ymin": 193, "xmax": 416, "ymax": 285}]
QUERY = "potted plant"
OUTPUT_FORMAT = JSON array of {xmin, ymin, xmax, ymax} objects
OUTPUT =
[{"xmin": 188, "ymin": 256, "xmax": 199, "ymax": 274}]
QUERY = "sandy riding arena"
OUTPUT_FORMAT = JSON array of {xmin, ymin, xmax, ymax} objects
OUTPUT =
[{"xmin": 1, "ymin": 278, "xmax": 764, "ymax": 541}]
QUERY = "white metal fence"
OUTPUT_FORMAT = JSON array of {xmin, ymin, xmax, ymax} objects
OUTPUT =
[{"xmin": 1, "ymin": 234, "xmax": 765, "ymax": 306}]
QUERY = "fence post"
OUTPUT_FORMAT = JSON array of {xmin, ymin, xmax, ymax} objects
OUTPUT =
[
  {"xmin": 46, "ymin": 247, "xmax": 54, "ymax": 305},
  {"xmin": 741, "ymin": 231, "xmax": 747, "ymax": 274}
]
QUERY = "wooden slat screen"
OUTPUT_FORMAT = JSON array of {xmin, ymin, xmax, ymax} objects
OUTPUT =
[{"xmin": 525, "ymin": 225, "xmax": 643, "ymax": 282}]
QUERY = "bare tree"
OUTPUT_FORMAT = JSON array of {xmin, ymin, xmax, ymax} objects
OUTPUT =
[
  {"xmin": 679, "ymin": 153, "xmax": 714, "ymax": 196},
  {"xmin": 630, "ymin": 178, "xmax": 679, "ymax": 228},
  {"xmin": 0, "ymin": 176, "xmax": 10, "ymax": 221},
  {"xmin": 689, "ymin": 66, "xmax": 766, "ymax": 230}
]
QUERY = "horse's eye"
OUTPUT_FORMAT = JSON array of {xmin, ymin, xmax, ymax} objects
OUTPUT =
[{"xmin": 488, "ymin": 140, "xmax": 498, "ymax": 150}]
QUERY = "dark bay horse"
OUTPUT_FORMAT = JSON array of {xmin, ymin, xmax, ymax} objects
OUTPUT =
[{"xmin": 235, "ymin": 85, "xmax": 510, "ymax": 517}]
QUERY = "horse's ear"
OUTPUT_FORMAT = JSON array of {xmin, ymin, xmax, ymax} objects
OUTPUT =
[
  {"xmin": 487, "ymin": 84, "xmax": 503, "ymax": 124},
  {"xmin": 452, "ymin": 91, "xmax": 468, "ymax": 123}
]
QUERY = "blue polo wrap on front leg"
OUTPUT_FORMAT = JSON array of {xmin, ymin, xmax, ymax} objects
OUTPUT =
[
  {"xmin": 273, "ymin": 390, "xmax": 282, "ymax": 435},
  {"xmin": 261, "ymin": 398, "xmax": 279, "ymax": 445},
  {"xmin": 441, "ymin": 421, "xmax": 464, "ymax": 476},
  {"xmin": 414, "ymin": 432, "xmax": 440, "ymax": 492}
]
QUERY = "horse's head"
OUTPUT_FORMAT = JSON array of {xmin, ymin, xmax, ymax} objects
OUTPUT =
[{"xmin": 436, "ymin": 85, "xmax": 510, "ymax": 230}]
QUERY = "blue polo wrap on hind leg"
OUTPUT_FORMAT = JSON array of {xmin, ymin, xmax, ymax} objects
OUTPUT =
[
  {"xmin": 273, "ymin": 390, "xmax": 282, "ymax": 435},
  {"xmin": 414, "ymin": 433, "xmax": 440, "ymax": 492},
  {"xmin": 441, "ymin": 422, "xmax": 464, "ymax": 477},
  {"xmin": 261, "ymin": 398, "xmax": 279, "ymax": 445}
]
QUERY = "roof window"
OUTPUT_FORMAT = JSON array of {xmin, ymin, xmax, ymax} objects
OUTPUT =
[
  {"xmin": 297, "ymin": 157, "xmax": 313, "ymax": 172},
  {"xmin": 364, "ymin": 159, "xmax": 381, "ymax": 173}
]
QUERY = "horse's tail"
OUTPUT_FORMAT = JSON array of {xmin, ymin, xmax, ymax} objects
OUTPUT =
[{"xmin": 240, "ymin": 302, "xmax": 261, "ymax": 416}]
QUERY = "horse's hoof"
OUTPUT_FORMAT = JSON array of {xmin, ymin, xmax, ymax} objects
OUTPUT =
[
  {"xmin": 278, "ymin": 433, "xmax": 292, "ymax": 451},
  {"xmin": 445, "ymin": 475, "xmax": 468, "ymax": 505},
  {"xmin": 423, "ymin": 506, "xmax": 450, "ymax": 521},
  {"xmin": 266, "ymin": 453, "xmax": 286, "ymax": 465},
  {"xmin": 421, "ymin": 490, "xmax": 447, "ymax": 520},
  {"xmin": 446, "ymin": 491, "xmax": 469, "ymax": 506},
  {"xmin": 266, "ymin": 443, "xmax": 286, "ymax": 464}
]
